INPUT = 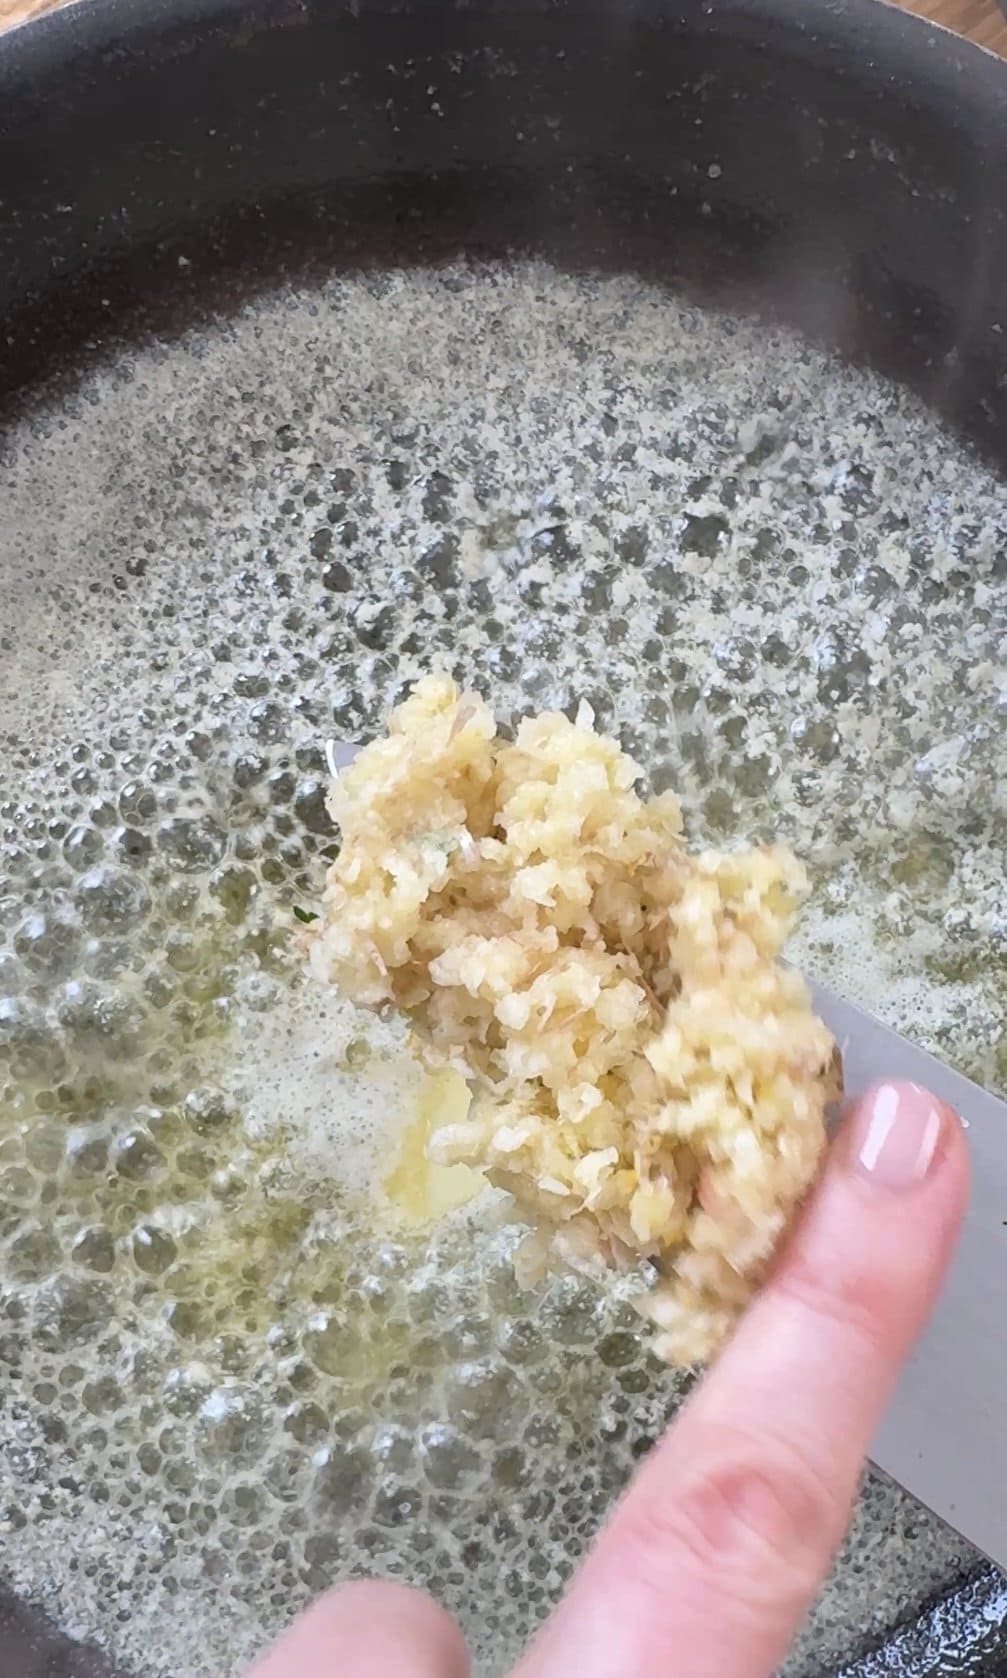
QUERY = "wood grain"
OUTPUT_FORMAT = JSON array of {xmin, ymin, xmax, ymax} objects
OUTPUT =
[
  {"xmin": 901, "ymin": 0, "xmax": 1007, "ymax": 49},
  {"xmin": 1, "ymin": 0, "xmax": 1006, "ymax": 47}
]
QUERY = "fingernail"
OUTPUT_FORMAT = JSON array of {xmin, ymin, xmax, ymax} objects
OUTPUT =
[{"xmin": 849, "ymin": 1081, "xmax": 948, "ymax": 1189}]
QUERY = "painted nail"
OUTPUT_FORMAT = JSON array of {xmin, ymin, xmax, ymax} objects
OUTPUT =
[{"xmin": 849, "ymin": 1081, "xmax": 948, "ymax": 1190}]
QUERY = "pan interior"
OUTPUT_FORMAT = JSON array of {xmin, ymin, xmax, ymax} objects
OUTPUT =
[{"xmin": 1, "ymin": 260, "xmax": 1004, "ymax": 1677}]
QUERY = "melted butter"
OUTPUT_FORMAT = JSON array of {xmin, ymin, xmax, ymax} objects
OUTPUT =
[
  {"xmin": 2, "ymin": 259, "xmax": 1000, "ymax": 1678},
  {"xmin": 384, "ymin": 1067, "xmax": 483, "ymax": 1225}
]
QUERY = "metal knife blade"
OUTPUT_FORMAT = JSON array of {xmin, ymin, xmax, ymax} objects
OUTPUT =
[{"xmin": 812, "ymin": 981, "xmax": 1007, "ymax": 1570}]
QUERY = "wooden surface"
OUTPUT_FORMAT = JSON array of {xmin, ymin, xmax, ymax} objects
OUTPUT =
[
  {"xmin": 902, "ymin": 0, "xmax": 1007, "ymax": 50},
  {"xmin": 1, "ymin": 0, "xmax": 1006, "ymax": 44}
]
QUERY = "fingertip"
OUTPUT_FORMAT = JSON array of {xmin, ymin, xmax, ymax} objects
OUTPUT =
[
  {"xmin": 249, "ymin": 1579, "xmax": 470, "ymax": 1678},
  {"xmin": 731, "ymin": 1076, "xmax": 969, "ymax": 1409},
  {"xmin": 323, "ymin": 1579, "xmax": 470, "ymax": 1666},
  {"xmin": 839, "ymin": 1077, "xmax": 969, "ymax": 1214}
]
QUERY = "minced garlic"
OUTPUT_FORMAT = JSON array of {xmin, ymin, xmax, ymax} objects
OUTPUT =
[{"xmin": 306, "ymin": 675, "xmax": 839, "ymax": 1365}]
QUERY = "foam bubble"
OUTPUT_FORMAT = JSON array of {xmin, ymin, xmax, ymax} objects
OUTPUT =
[{"xmin": 233, "ymin": 975, "xmax": 417, "ymax": 1203}]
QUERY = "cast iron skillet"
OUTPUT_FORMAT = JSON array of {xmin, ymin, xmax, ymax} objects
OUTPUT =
[{"xmin": 1, "ymin": 0, "xmax": 1007, "ymax": 1672}]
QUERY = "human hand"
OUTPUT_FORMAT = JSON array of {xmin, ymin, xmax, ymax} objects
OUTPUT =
[{"xmin": 250, "ymin": 1079, "xmax": 968, "ymax": 1678}]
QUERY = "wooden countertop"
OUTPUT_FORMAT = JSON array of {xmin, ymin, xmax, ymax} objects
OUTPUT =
[
  {"xmin": 902, "ymin": 0, "xmax": 1007, "ymax": 50},
  {"xmin": 1, "ymin": 0, "xmax": 1007, "ymax": 46}
]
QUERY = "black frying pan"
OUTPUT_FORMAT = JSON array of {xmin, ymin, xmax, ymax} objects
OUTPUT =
[{"xmin": 1, "ymin": 0, "xmax": 1006, "ymax": 1673}]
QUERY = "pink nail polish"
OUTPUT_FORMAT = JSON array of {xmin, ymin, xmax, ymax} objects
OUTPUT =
[{"xmin": 851, "ymin": 1082, "xmax": 947, "ymax": 1189}]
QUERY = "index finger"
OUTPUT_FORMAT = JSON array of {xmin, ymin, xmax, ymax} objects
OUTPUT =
[{"xmin": 515, "ymin": 1081, "xmax": 969, "ymax": 1678}]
